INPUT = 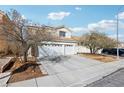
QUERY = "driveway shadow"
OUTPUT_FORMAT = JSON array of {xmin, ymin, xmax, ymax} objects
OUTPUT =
[{"xmin": 38, "ymin": 55, "xmax": 71, "ymax": 64}]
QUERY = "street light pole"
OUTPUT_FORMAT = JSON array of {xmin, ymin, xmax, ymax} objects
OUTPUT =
[
  {"xmin": 116, "ymin": 6, "xmax": 123, "ymax": 60},
  {"xmin": 116, "ymin": 12, "xmax": 119, "ymax": 60}
]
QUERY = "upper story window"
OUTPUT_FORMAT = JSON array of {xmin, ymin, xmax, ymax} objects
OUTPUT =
[{"xmin": 59, "ymin": 31, "xmax": 66, "ymax": 37}]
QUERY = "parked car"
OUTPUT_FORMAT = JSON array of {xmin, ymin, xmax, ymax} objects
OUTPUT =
[{"xmin": 101, "ymin": 48, "xmax": 124, "ymax": 57}]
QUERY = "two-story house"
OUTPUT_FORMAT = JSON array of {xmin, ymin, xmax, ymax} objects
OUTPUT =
[{"xmin": 27, "ymin": 25, "xmax": 78, "ymax": 58}]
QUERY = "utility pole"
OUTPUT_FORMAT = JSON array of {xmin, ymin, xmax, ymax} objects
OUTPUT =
[
  {"xmin": 116, "ymin": 12, "xmax": 119, "ymax": 60},
  {"xmin": 116, "ymin": 6, "xmax": 124, "ymax": 60}
]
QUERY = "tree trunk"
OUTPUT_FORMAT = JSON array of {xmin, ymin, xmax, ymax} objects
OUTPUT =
[
  {"xmin": 92, "ymin": 49, "xmax": 96, "ymax": 54},
  {"xmin": 24, "ymin": 51, "xmax": 28, "ymax": 62},
  {"xmin": 22, "ymin": 42, "xmax": 30, "ymax": 63},
  {"xmin": 92, "ymin": 47, "xmax": 97, "ymax": 54},
  {"xmin": 90, "ymin": 47, "xmax": 93, "ymax": 54},
  {"xmin": 93, "ymin": 50, "xmax": 96, "ymax": 54}
]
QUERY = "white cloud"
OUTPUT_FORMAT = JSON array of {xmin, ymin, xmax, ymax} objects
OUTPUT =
[
  {"xmin": 71, "ymin": 19, "xmax": 124, "ymax": 36},
  {"xmin": 109, "ymin": 34, "xmax": 124, "ymax": 40},
  {"xmin": 70, "ymin": 20, "xmax": 120, "ymax": 35},
  {"xmin": 109, "ymin": 34, "xmax": 122, "ymax": 38},
  {"xmin": 116, "ymin": 12, "xmax": 124, "ymax": 19},
  {"xmin": 69, "ymin": 27, "xmax": 88, "ymax": 32},
  {"xmin": 70, "ymin": 27, "xmax": 89, "ymax": 36},
  {"xmin": 88, "ymin": 20, "xmax": 118, "ymax": 31},
  {"xmin": 48, "ymin": 11, "xmax": 70, "ymax": 20},
  {"xmin": 75, "ymin": 7, "xmax": 82, "ymax": 11},
  {"xmin": 88, "ymin": 23, "xmax": 99, "ymax": 30}
]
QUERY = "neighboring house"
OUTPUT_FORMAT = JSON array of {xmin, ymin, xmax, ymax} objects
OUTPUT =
[{"xmin": 0, "ymin": 10, "xmax": 14, "ymax": 54}]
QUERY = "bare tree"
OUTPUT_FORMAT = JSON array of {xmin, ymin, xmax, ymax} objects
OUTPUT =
[
  {"xmin": 6, "ymin": 9, "xmax": 31, "ymax": 62},
  {"xmin": 79, "ymin": 31, "xmax": 117, "ymax": 54},
  {"xmin": 0, "ymin": 9, "xmax": 55, "ymax": 62},
  {"xmin": 27, "ymin": 25, "xmax": 56, "ymax": 58}
]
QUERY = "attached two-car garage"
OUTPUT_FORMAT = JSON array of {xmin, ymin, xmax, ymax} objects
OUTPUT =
[{"xmin": 37, "ymin": 41, "xmax": 77, "ymax": 58}]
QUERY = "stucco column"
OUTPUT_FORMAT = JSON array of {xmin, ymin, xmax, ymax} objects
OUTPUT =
[
  {"xmin": 73, "ymin": 44, "xmax": 76, "ymax": 54},
  {"xmin": 62, "ymin": 44, "xmax": 65, "ymax": 56}
]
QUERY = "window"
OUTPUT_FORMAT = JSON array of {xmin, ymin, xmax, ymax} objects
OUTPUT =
[{"xmin": 59, "ymin": 31, "xmax": 66, "ymax": 37}]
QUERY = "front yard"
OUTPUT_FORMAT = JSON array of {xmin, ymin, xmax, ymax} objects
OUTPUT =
[
  {"xmin": 2, "ymin": 57, "xmax": 47, "ymax": 83},
  {"xmin": 79, "ymin": 53, "xmax": 117, "ymax": 62}
]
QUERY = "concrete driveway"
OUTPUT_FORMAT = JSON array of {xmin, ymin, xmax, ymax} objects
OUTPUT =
[{"xmin": 7, "ymin": 55, "xmax": 124, "ymax": 87}]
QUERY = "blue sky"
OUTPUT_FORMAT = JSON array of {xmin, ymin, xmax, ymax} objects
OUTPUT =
[{"xmin": 0, "ymin": 5, "xmax": 124, "ymax": 41}]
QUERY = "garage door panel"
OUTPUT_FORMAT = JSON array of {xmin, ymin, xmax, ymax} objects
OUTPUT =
[{"xmin": 65, "ymin": 45, "xmax": 75, "ymax": 55}]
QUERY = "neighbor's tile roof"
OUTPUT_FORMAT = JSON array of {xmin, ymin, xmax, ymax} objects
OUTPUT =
[{"xmin": 53, "ymin": 36, "xmax": 81, "ymax": 43}]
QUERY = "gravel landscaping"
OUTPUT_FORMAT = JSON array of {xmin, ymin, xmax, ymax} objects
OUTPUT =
[
  {"xmin": 80, "ymin": 53, "xmax": 117, "ymax": 62},
  {"xmin": 3, "ymin": 58, "xmax": 47, "ymax": 83}
]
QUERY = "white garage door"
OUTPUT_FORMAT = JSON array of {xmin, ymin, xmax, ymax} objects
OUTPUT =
[
  {"xmin": 64, "ymin": 45, "xmax": 75, "ymax": 55},
  {"xmin": 38, "ymin": 44, "xmax": 76, "ymax": 57}
]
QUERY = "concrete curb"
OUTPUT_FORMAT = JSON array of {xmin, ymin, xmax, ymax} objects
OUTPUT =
[{"xmin": 68, "ymin": 61, "xmax": 124, "ymax": 87}]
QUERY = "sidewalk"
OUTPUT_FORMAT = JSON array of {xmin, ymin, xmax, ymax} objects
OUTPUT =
[
  {"xmin": 87, "ymin": 68, "xmax": 124, "ymax": 87},
  {"xmin": 6, "ymin": 55, "xmax": 124, "ymax": 87}
]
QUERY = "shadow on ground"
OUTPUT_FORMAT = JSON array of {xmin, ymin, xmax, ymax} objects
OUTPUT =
[
  {"xmin": 12, "ymin": 63, "xmax": 41, "ymax": 75},
  {"xmin": 38, "ymin": 55, "xmax": 71, "ymax": 64}
]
